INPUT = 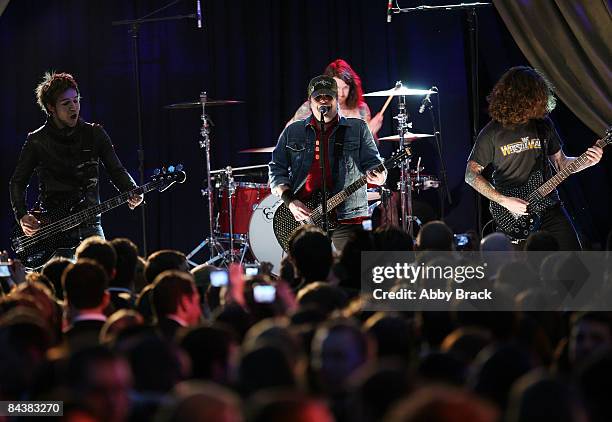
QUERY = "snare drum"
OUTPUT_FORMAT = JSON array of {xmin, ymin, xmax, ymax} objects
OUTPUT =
[{"xmin": 218, "ymin": 182, "xmax": 269, "ymax": 235}]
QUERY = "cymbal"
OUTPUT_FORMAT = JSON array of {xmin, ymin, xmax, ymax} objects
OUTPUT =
[
  {"xmin": 239, "ymin": 146, "xmax": 275, "ymax": 153},
  {"xmin": 378, "ymin": 133, "xmax": 434, "ymax": 142},
  {"xmin": 164, "ymin": 99, "xmax": 244, "ymax": 109},
  {"xmin": 364, "ymin": 86, "xmax": 435, "ymax": 97}
]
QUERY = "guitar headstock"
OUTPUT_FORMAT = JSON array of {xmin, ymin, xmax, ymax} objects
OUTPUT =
[
  {"xmin": 384, "ymin": 146, "xmax": 411, "ymax": 169},
  {"xmin": 152, "ymin": 164, "xmax": 187, "ymax": 192},
  {"xmin": 599, "ymin": 126, "xmax": 612, "ymax": 148}
]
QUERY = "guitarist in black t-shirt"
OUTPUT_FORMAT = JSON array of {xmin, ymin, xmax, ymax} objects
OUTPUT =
[{"xmin": 465, "ymin": 66, "xmax": 603, "ymax": 250}]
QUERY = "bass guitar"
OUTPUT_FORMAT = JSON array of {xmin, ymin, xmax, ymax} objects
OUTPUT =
[{"xmin": 11, "ymin": 165, "xmax": 186, "ymax": 268}]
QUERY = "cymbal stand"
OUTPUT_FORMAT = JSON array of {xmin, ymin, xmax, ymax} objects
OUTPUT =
[
  {"xmin": 186, "ymin": 92, "xmax": 227, "ymax": 267},
  {"xmin": 392, "ymin": 81, "xmax": 414, "ymax": 237}
]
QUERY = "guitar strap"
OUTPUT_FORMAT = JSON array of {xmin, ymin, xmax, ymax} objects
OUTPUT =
[
  {"xmin": 535, "ymin": 120, "xmax": 551, "ymax": 181},
  {"xmin": 332, "ymin": 125, "xmax": 347, "ymax": 182}
]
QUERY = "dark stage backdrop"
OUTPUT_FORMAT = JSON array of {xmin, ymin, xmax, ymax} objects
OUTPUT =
[{"xmin": 1, "ymin": 0, "xmax": 610, "ymax": 257}]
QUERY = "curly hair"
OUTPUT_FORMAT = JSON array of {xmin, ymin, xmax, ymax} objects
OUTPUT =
[
  {"xmin": 487, "ymin": 66, "xmax": 556, "ymax": 126},
  {"xmin": 35, "ymin": 71, "xmax": 79, "ymax": 115},
  {"xmin": 324, "ymin": 59, "xmax": 364, "ymax": 109}
]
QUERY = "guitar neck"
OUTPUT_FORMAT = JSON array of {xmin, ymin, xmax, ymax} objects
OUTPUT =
[
  {"xmin": 317, "ymin": 162, "xmax": 386, "ymax": 213},
  {"xmin": 537, "ymin": 138, "xmax": 606, "ymax": 197},
  {"xmin": 61, "ymin": 180, "xmax": 161, "ymax": 227}
]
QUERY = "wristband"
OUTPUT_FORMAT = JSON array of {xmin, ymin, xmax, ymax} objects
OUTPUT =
[{"xmin": 281, "ymin": 190, "xmax": 295, "ymax": 206}]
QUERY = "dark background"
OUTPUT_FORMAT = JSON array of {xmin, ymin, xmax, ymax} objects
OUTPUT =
[{"xmin": 1, "ymin": 0, "xmax": 610, "ymax": 257}]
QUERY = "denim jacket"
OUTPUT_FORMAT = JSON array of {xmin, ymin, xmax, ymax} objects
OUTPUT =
[{"xmin": 269, "ymin": 114, "xmax": 384, "ymax": 220}]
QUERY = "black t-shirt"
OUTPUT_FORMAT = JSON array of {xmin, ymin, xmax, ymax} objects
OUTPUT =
[{"xmin": 468, "ymin": 117, "xmax": 562, "ymax": 189}]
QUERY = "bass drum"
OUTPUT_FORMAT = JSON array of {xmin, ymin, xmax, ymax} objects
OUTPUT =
[{"xmin": 248, "ymin": 193, "xmax": 286, "ymax": 275}]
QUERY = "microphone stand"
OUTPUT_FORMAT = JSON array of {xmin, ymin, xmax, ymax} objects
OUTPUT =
[
  {"xmin": 112, "ymin": 0, "xmax": 197, "ymax": 256},
  {"xmin": 319, "ymin": 110, "xmax": 329, "ymax": 236},
  {"xmin": 388, "ymin": 1, "xmax": 491, "ymax": 234},
  {"xmin": 422, "ymin": 87, "xmax": 452, "ymax": 218}
]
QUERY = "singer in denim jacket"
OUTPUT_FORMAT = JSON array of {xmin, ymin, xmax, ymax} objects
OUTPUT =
[{"xmin": 269, "ymin": 113, "xmax": 384, "ymax": 221}]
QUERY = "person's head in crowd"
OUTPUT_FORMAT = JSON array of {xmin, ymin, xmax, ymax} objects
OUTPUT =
[
  {"xmin": 0, "ymin": 308, "xmax": 53, "ymax": 400},
  {"xmin": 335, "ymin": 227, "xmax": 374, "ymax": 292},
  {"xmin": 364, "ymin": 312, "xmax": 415, "ymax": 363},
  {"xmin": 62, "ymin": 259, "xmax": 110, "ymax": 314},
  {"xmin": 494, "ymin": 261, "xmax": 540, "ymax": 297},
  {"xmin": 569, "ymin": 311, "xmax": 612, "ymax": 367},
  {"xmin": 288, "ymin": 225, "xmax": 333, "ymax": 284},
  {"xmin": 373, "ymin": 224, "xmax": 414, "ymax": 251},
  {"xmin": 75, "ymin": 236, "xmax": 117, "ymax": 280},
  {"xmin": 384, "ymin": 385, "xmax": 498, "ymax": 422},
  {"xmin": 311, "ymin": 318, "xmax": 373, "ymax": 394},
  {"xmin": 14, "ymin": 277, "xmax": 61, "ymax": 341},
  {"xmin": 125, "ymin": 335, "xmax": 189, "ymax": 395},
  {"xmin": 65, "ymin": 346, "xmax": 132, "ymax": 422},
  {"xmin": 348, "ymin": 362, "xmax": 413, "ymax": 422},
  {"xmin": 25, "ymin": 271, "xmax": 57, "ymax": 299},
  {"xmin": 243, "ymin": 318, "xmax": 306, "ymax": 383},
  {"xmin": 144, "ymin": 249, "xmax": 189, "ymax": 285},
  {"xmin": 440, "ymin": 326, "xmax": 492, "ymax": 366},
  {"xmin": 179, "ymin": 323, "xmax": 239, "ymax": 385},
  {"xmin": 416, "ymin": 220, "xmax": 454, "ymax": 251},
  {"xmin": 135, "ymin": 283, "xmax": 155, "ymax": 324},
  {"xmin": 417, "ymin": 351, "xmax": 467, "ymax": 386},
  {"xmin": 505, "ymin": 370, "xmax": 586, "ymax": 422},
  {"xmin": 416, "ymin": 311, "xmax": 456, "ymax": 349},
  {"xmin": 156, "ymin": 380, "xmax": 243, "ymax": 422},
  {"xmin": 152, "ymin": 270, "xmax": 202, "ymax": 328},
  {"xmin": 212, "ymin": 303, "xmax": 253, "ymax": 342},
  {"xmin": 237, "ymin": 344, "xmax": 297, "ymax": 397},
  {"xmin": 133, "ymin": 256, "xmax": 147, "ymax": 293},
  {"xmin": 480, "ymin": 232, "xmax": 513, "ymax": 252},
  {"xmin": 110, "ymin": 238, "xmax": 139, "ymax": 290},
  {"xmin": 41, "ymin": 256, "xmax": 72, "ymax": 300},
  {"xmin": 576, "ymin": 349, "xmax": 612, "ymax": 422},
  {"xmin": 246, "ymin": 390, "xmax": 334, "ymax": 422},
  {"xmin": 469, "ymin": 344, "xmax": 533, "ymax": 411},
  {"xmin": 99, "ymin": 309, "xmax": 144, "ymax": 345},
  {"xmin": 290, "ymin": 305, "xmax": 328, "ymax": 326},
  {"xmin": 297, "ymin": 282, "xmax": 348, "ymax": 316}
]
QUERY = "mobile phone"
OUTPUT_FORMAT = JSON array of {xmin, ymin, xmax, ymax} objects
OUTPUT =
[
  {"xmin": 0, "ymin": 264, "xmax": 10, "ymax": 278},
  {"xmin": 244, "ymin": 264, "xmax": 260, "ymax": 276},
  {"xmin": 362, "ymin": 219, "xmax": 373, "ymax": 231},
  {"xmin": 454, "ymin": 233, "xmax": 469, "ymax": 247},
  {"xmin": 253, "ymin": 285, "xmax": 276, "ymax": 303},
  {"xmin": 210, "ymin": 269, "xmax": 228, "ymax": 287}
]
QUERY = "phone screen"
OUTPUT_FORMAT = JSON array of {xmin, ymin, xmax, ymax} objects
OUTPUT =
[
  {"xmin": 245, "ymin": 266, "xmax": 259, "ymax": 276},
  {"xmin": 210, "ymin": 269, "xmax": 228, "ymax": 287},
  {"xmin": 0, "ymin": 265, "xmax": 11, "ymax": 278},
  {"xmin": 253, "ymin": 285, "xmax": 276, "ymax": 303}
]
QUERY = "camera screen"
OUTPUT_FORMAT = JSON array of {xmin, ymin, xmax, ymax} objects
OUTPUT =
[
  {"xmin": 210, "ymin": 270, "xmax": 228, "ymax": 287},
  {"xmin": 253, "ymin": 285, "xmax": 276, "ymax": 303}
]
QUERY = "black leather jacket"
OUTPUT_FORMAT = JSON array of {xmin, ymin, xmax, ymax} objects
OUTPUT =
[{"xmin": 9, "ymin": 118, "xmax": 137, "ymax": 223}]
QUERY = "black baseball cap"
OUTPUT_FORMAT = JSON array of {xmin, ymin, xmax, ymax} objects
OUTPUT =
[{"xmin": 307, "ymin": 75, "xmax": 337, "ymax": 99}]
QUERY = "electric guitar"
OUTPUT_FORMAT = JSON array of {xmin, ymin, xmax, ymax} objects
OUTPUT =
[
  {"xmin": 11, "ymin": 165, "xmax": 186, "ymax": 269},
  {"xmin": 272, "ymin": 147, "xmax": 411, "ymax": 251},
  {"xmin": 490, "ymin": 127, "xmax": 611, "ymax": 240}
]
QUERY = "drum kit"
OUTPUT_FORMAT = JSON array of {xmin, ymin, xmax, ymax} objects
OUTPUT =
[{"xmin": 166, "ymin": 82, "xmax": 443, "ymax": 270}]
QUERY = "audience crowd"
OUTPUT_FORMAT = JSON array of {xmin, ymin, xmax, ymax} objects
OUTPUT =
[{"xmin": 1, "ymin": 222, "xmax": 612, "ymax": 422}]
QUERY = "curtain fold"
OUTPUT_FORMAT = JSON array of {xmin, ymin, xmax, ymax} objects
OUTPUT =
[{"xmin": 493, "ymin": 0, "xmax": 611, "ymax": 136}]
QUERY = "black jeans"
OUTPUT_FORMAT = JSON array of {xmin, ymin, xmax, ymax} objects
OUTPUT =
[
  {"xmin": 517, "ymin": 204, "xmax": 581, "ymax": 251},
  {"xmin": 331, "ymin": 224, "xmax": 362, "ymax": 253}
]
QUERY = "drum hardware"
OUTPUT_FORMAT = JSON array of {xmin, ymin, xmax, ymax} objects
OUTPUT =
[
  {"xmin": 364, "ymin": 86, "xmax": 436, "ymax": 97},
  {"xmin": 239, "ymin": 146, "xmax": 276, "ymax": 153},
  {"xmin": 377, "ymin": 133, "xmax": 434, "ymax": 142},
  {"xmin": 164, "ymin": 99, "xmax": 244, "ymax": 109}
]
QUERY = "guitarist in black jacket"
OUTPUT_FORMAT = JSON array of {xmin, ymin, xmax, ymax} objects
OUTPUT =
[
  {"xmin": 465, "ymin": 66, "xmax": 602, "ymax": 250},
  {"xmin": 9, "ymin": 72, "xmax": 143, "ymax": 246}
]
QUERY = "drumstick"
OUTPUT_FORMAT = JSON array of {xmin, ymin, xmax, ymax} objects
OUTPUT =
[{"xmin": 378, "ymin": 95, "xmax": 394, "ymax": 116}]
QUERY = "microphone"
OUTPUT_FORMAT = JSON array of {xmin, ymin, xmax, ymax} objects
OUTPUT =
[
  {"xmin": 319, "ymin": 105, "xmax": 330, "ymax": 115},
  {"xmin": 419, "ymin": 92, "xmax": 432, "ymax": 114},
  {"xmin": 387, "ymin": 0, "xmax": 393, "ymax": 23},
  {"xmin": 197, "ymin": 0, "xmax": 202, "ymax": 28}
]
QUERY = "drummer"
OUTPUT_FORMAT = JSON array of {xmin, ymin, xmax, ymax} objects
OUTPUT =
[{"xmin": 285, "ymin": 59, "xmax": 384, "ymax": 138}]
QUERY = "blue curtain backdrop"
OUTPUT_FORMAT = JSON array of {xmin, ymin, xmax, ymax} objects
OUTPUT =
[{"xmin": 1, "ymin": 0, "xmax": 609, "ymax": 255}]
